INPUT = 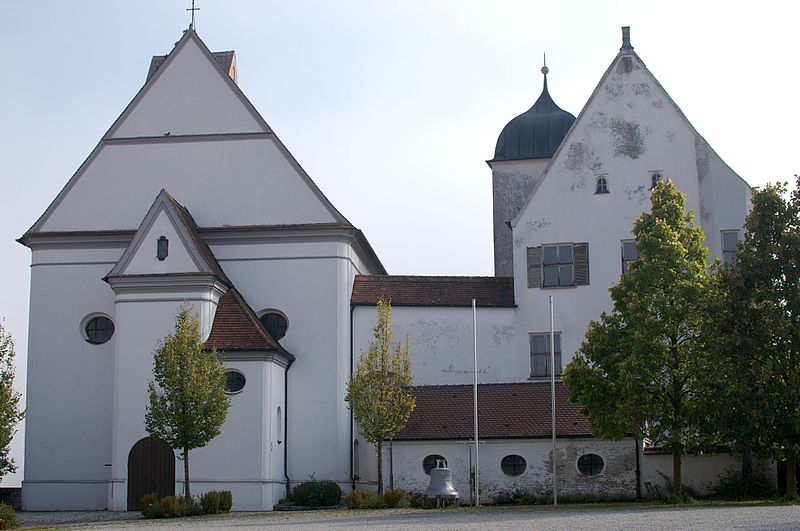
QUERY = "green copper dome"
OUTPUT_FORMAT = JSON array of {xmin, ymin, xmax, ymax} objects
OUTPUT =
[{"xmin": 493, "ymin": 75, "xmax": 575, "ymax": 161}]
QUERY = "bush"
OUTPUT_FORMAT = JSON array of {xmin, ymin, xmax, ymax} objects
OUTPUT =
[
  {"xmin": 218, "ymin": 490, "xmax": 233, "ymax": 512},
  {"xmin": 291, "ymin": 480, "xmax": 342, "ymax": 507},
  {"xmin": 140, "ymin": 493, "xmax": 159, "ymax": 516},
  {"xmin": 0, "ymin": 502, "xmax": 17, "ymax": 530},
  {"xmin": 710, "ymin": 468, "xmax": 778, "ymax": 500},
  {"xmin": 159, "ymin": 495, "xmax": 180, "ymax": 517},
  {"xmin": 663, "ymin": 492, "xmax": 697, "ymax": 505},
  {"xmin": 360, "ymin": 491, "xmax": 384, "ymax": 509},
  {"xmin": 179, "ymin": 496, "xmax": 202, "ymax": 516},
  {"xmin": 383, "ymin": 488, "xmax": 411, "ymax": 508},
  {"xmin": 201, "ymin": 491, "xmax": 221, "ymax": 514},
  {"xmin": 345, "ymin": 490, "xmax": 364, "ymax": 509}
]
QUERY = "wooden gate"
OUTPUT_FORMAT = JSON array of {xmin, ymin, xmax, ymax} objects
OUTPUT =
[{"xmin": 127, "ymin": 437, "xmax": 175, "ymax": 510}]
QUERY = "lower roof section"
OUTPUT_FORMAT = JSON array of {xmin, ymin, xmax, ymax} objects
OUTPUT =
[
  {"xmin": 394, "ymin": 382, "xmax": 591, "ymax": 440},
  {"xmin": 351, "ymin": 275, "xmax": 515, "ymax": 308}
]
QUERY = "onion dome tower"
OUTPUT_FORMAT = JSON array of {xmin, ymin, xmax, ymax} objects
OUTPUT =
[{"xmin": 488, "ymin": 61, "xmax": 575, "ymax": 276}]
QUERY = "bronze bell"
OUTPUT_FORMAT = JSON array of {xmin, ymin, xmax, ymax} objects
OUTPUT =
[{"xmin": 424, "ymin": 460, "xmax": 459, "ymax": 500}]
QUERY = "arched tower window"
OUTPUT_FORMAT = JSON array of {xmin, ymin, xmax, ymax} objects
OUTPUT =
[{"xmin": 595, "ymin": 176, "xmax": 609, "ymax": 194}]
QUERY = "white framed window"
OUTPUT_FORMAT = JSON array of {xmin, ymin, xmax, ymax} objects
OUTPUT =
[
  {"xmin": 595, "ymin": 176, "xmax": 609, "ymax": 194},
  {"xmin": 81, "ymin": 313, "xmax": 115, "ymax": 345},
  {"xmin": 276, "ymin": 406, "xmax": 283, "ymax": 445},
  {"xmin": 621, "ymin": 239, "xmax": 638, "ymax": 274},
  {"xmin": 224, "ymin": 370, "xmax": 246, "ymax": 394},
  {"xmin": 530, "ymin": 332, "xmax": 562, "ymax": 378},
  {"xmin": 651, "ymin": 171, "xmax": 663, "ymax": 189},
  {"xmin": 721, "ymin": 230, "xmax": 739, "ymax": 265},
  {"xmin": 257, "ymin": 309, "xmax": 288, "ymax": 340}
]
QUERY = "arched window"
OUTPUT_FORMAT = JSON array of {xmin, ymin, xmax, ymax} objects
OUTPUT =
[
  {"xmin": 276, "ymin": 406, "xmax": 282, "ymax": 444},
  {"xmin": 353, "ymin": 439, "xmax": 360, "ymax": 479},
  {"xmin": 595, "ymin": 176, "xmax": 609, "ymax": 194},
  {"xmin": 423, "ymin": 454, "xmax": 447, "ymax": 475},
  {"xmin": 577, "ymin": 453, "xmax": 604, "ymax": 476},
  {"xmin": 651, "ymin": 172, "xmax": 663, "ymax": 189},
  {"xmin": 501, "ymin": 454, "xmax": 526, "ymax": 476},
  {"xmin": 258, "ymin": 311, "xmax": 288, "ymax": 340}
]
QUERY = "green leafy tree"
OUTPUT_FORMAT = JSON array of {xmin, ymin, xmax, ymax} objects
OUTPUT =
[
  {"xmin": 0, "ymin": 321, "xmax": 24, "ymax": 481},
  {"xmin": 346, "ymin": 299, "xmax": 415, "ymax": 495},
  {"xmin": 703, "ymin": 178, "xmax": 800, "ymax": 497},
  {"xmin": 563, "ymin": 179, "xmax": 712, "ymax": 496},
  {"xmin": 145, "ymin": 304, "xmax": 230, "ymax": 499}
]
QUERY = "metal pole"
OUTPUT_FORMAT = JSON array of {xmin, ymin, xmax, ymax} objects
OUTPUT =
[
  {"xmin": 473, "ymin": 298, "xmax": 480, "ymax": 507},
  {"xmin": 550, "ymin": 295, "xmax": 558, "ymax": 506}
]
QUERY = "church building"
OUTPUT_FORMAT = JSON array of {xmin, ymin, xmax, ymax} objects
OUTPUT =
[{"xmin": 19, "ymin": 26, "xmax": 751, "ymax": 510}]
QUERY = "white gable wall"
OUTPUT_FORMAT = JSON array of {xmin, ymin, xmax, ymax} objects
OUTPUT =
[
  {"xmin": 110, "ymin": 35, "xmax": 264, "ymax": 138},
  {"xmin": 121, "ymin": 208, "xmax": 201, "ymax": 276}
]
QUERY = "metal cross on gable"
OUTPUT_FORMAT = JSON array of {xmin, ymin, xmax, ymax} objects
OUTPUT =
[{"xmin": 187, "ymin": 0, "xmax": 200, "ymax": 30}]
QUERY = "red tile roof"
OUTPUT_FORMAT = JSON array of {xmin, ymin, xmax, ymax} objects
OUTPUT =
[
  {"xmin": 351, "ymin": 276, "xmax": 515, "ymax": 308},
  {"xmin": 394, "ymin": 382, "xmax": 591, "ymax": 440},
  {"xmin": 204, "ymin": 289, "xmax": 280, "ymax": 351}
]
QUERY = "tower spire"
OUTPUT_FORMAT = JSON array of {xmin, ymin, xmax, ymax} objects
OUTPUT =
[{"xmin": 541, "ymin": 53, "xmax": 549, "ymax": 92}]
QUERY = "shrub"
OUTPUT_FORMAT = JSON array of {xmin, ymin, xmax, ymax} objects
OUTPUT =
[
  {"xmin": 218, "ymin": 490, "xmax": 233, "ymax": 512},
  {"xmin": 663, "ymin": 492, "xmax": 697, "ymax": 505},
  {"xmin": 159, "ymin": 495, "xmax": 180, "ymax": 517},
  {"xmin": 140, "ymin": 493, "xmax": 158, "ymax": 516},
  {"xmin": 345, "ymin": 490, "xmax": 364, "ymax": 509},
  {"xmin": 0, "ymin": 502, "xmax": 17, "ymax": 530},
  {"xmin": 360, "ymin": 491, "xmax": 384, "ymax": 509},
  {"xmin": 201, "ymin": 491, "xmax": 221, "ymax": 514},
  {"xmin": 291, "ymin": 480, "xmax": 342, "ymax": 507},
  {"xmin": 179, "ymin": 496, "xmax": 202, "ymax": 516},
  {"xmin": 710, "ymin": 468, "xmax": 778, "ymax": 500},
  {"xmin": 383, "ymin": 488, "xmax": 411, "ymax": 508}
]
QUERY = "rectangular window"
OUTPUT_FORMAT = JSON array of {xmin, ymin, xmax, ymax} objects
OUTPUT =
[
  {"xmin": 527, "ymin": 243, "xmax": 589, "ymax": 288},
  {"xmin": 721, "ymin": 230, "xmax": 739, "ymax": 265},
  {"xmin": 530, "ymin": 332, "xmax": 562, "ymax": 377},
  {"xmin": 621, "ymin": 240, "xmax": 638, "ymax": 274}
]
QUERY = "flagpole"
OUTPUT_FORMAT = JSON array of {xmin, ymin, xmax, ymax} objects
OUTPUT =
[
  {"xmin": 550, "ymin": 295, "xmax": 558, "ymax": 506},
  {"xmin": 473, "ymin": 298, "xmax": 480, "ymax": 507}
]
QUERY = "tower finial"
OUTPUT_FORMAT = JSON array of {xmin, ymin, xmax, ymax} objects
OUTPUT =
[
  {"xmin": 187, "ymin": 0, "xmax": 200, "ymax": 30},
  {"xmin": 541, "ymin": 53, "xmax": 549, "ymax": 76}
]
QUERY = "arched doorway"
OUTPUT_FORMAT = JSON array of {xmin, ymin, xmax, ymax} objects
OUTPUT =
[{"xmin": 127, "ymin": 437, "xmax": 175, "ymax": 510}]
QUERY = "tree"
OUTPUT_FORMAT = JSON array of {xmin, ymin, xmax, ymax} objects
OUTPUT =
[
  {"xmin": 563, "ymin": 179, "xmax": 713, "ymax": 496},
  {"xmin": 703, "ymin": 178, "xmax": 800, "ymax": 497},
  {"xmin": 346, "ymin": 299, "xmax": 415, "ymax": 495},
  {"xmin": 0, "ymin": 321, "xmax": 24, "ymax": 481},
  {"xmin": 145, "ymin": 304, "xmax": 230, "ymax": 499}
]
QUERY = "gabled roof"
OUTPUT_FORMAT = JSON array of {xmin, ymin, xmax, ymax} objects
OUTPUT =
[
  {"xmin": 204, "ymin": 289, "xmax": 292, "ymax": 357},
  {"xmin": 352, "ymin": 275, "xmax": 514, "ymax": 308},
  {"xmin": 105, "ymin": 189, "xmax": 230, "ymax": 284},
  {"xmin": 395, "ymin": 382, "xmax": 591, "ymax": 440}
]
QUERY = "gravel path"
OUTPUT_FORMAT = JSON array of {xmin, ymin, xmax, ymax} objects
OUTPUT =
[{"xmin": 16, "ymin": 504, "xmax": 800, "ymax": 530}]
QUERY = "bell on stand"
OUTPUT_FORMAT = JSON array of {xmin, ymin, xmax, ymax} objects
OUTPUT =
[{"xmin": 424, "ymin": 459, "xmax": 459, "ymax": 507}]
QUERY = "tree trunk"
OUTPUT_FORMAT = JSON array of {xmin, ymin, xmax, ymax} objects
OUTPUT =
[
  {"xmin": 672, "ymin": 451, "xmax": 682, "ymax": 496},
  {"xmin": 376, "ymin": 440, "xmax": 384, "ymax": 496},
  {"xmin": 787, "ymin": 457, "xmax": 797, "ymax": 497},
  {"xmin": 184, "ymin": 448, "xmax": 191, "ymax": 499}
]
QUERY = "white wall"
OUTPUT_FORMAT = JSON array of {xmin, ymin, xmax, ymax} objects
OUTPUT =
[{"xmin": 639, "ymin": 451, "xmax": 757, "ymax": 497}]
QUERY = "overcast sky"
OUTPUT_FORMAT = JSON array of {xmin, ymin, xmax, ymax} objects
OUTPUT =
[{"xmin": 1, "ymin": 1, "xmax": 797, "ymax": 486}]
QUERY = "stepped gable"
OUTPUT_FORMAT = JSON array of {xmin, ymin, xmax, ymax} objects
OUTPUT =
[
  {"xmin": 395, "ymin": 382, "xmax": 590, "ymax": 440},
  {"xmin": 351, "ymin": 275, "xmax": 515, "ymax": 308}
]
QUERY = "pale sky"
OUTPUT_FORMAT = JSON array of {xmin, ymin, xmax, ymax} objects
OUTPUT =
[{"xmin": 1, "ymin": 1, "xmax": 798, "ymax": 486}]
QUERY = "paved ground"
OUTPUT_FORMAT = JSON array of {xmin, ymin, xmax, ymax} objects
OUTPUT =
[{"xmin": 17, "ymin": 504, "xmax": 800, "ymax": 530}]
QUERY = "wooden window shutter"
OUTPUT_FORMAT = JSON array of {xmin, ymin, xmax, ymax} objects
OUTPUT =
[
  {"xmin": 574, "ymin": 242, "xmax": 590, "ymax": 285},
  {"xmin": 527, "ymin": 246, "xmax": 542, "ymax": 288}
]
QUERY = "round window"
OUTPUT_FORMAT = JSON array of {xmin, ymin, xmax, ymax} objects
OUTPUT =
[
  {"xmin": 224, "ymin": 371, "xmax": 246, "ymax": 394},
  {"xmin": 501, "ymin": 454, "xmax": 526, "ymax": 476},
  {"xmin": 422, "ymin": 454, "xmax": 447, "ymax": 475},
  {"xmin": 84, "ymin": 315, "xmax": 115, "ymax": 344},
  {"xmin": 577, "ymin": 453, "xmax": 604, "ymax": 476},
  {"xmin": 259, "ymin": 311, "xmax": 288, "ymax": 340}
]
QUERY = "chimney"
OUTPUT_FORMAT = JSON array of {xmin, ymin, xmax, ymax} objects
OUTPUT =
[{"xmin": 620, "ymin": 26, "xmax": 634, "ymax": 51}]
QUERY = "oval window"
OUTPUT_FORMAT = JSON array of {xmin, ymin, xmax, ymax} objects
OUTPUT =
[
  {"xmin": 501, "ymin": 454, "xmax": 526, "ymax": 476},
  {"xmin": 224, "ymin": 370, "xmax": 246, "ymax": 394},
  {"xmin": 422, "ymin": 454, "xmax": 447, "ymax": 475},
  {"xmin": 259, "ymin": 311, "xmax": 288, "ymax": 340},
  {"xmin": 577, "ymin": 453, "xmax": 604, "ymax": 476},
  {"xmin": 84, "ymin": 315, "xmax": 115, "ymax": 344}
]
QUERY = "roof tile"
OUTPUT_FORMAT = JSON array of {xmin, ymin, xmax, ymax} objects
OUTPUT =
[
  {"xmin": 204, "ymin": 289, "xmax": 280, "ymax": 351},
  {"xmin": 352, "ymin": 275, "xmax": 514, "ymax": 308}
]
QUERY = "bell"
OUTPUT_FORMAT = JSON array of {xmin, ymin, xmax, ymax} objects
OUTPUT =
[{"xmin": 424, "ymin": 460, "xmax": 459, "ymax": 500}]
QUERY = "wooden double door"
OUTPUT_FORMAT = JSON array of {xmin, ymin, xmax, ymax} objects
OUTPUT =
[{"xmin": 127, "ymin": 437, "xmax": 175, "ymax": 510}]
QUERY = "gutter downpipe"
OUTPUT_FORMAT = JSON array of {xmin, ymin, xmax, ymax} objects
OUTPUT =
[
  {"xmin": 284, "ymin": 356, "xmax": 294, "ymax": 500},
  {"xmin": 350, "ymin": 304, "xmax": 356, "ymax": 491}
]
